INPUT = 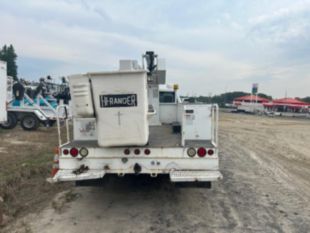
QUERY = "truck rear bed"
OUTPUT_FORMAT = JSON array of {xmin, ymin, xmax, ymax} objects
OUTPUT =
[{"xmin": 65, "ymin": 125, "xmax": 214, "ymax": 148}]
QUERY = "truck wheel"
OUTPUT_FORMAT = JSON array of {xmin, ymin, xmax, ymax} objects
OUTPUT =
[
  {"xmin": 0, "ymin": 112, "xmax": 18, "ymax": 129},
  {"xmin": 48, "ymin": 120, "xmax": 56, "ymax": 127},
  {"xmin": 21, "ymin": 114, "xmax": 40, "ymax": 131}
]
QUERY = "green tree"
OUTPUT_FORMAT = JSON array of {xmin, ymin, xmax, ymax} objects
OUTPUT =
[
  {"xmin": 257, "ymin": 93, "xmax": 272, "ymax": 100},
  {"xmin": 0, "ymin": 44, "xmax": 18, "ymax": 80},
  {"xmin": 301, "ymin": 97, "xmax": 310, "ymax": 103}
]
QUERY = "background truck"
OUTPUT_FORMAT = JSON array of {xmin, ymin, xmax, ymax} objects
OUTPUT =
[{"xmin": 51, "ymin": 51, "xmax": 222, "ymax": 187}]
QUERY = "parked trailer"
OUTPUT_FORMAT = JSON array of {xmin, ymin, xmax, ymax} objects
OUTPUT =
[
  {"xmin": 236, "ymin": 102, "xmax": 264, "ymax": 114},
  {"xmin": 0, "ymin": 75, "xmax": 69, "ymax": 130},
  {"xmin": 51, "ymin": 51, "xmax": 222, "ymax": 187}
]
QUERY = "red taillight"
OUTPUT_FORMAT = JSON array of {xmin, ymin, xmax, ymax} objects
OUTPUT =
[
  {"xmin": 134, "ymin": 149, "xmax": 140, "ymax": 155},
  {"xmin": 63, "ymin": 149, "xmax": 69, "ymax": 155},
  {"xmin": 144, "ymin": 149, "xmax": 151, "ymax": 155},
  {"xmin": 197, "ymin": 147, "xmax": 206, "ymax": 157},
  {"xmin": 70, "ymin": 148, "xmax": 79, "ymax": 157},
  {"xmin": 124, "ymin": 148, "xmax": 130, "ymax": 155},
  {"xmin": 208, "ymin": 149, "xmax": 214, "ymax": 156}
]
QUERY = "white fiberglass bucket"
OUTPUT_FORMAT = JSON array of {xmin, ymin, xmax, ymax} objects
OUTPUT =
[{"xmin": 90, "ymin": 70, "xmax": 149, "ymax": 147}]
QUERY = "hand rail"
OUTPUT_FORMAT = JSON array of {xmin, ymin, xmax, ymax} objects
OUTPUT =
[
  {"xmin": 211, "ymin": 104, "xmax": 219, "ymax": 147},
  {"xmin": 56, "ymin": 105, "xmax": 70, "ymax": 147},
  {"xmin": 215, "ymin": 104, "xmax": 219, "ymax": 146}
]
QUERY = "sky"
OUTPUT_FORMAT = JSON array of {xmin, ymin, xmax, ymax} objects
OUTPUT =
[{"xmin": 0, "ymin": 0, "xmax": 309, "ymax": 98}]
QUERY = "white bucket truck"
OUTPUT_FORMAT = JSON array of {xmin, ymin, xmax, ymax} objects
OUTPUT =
[
  {"xmin": 51, "ymin": 51, "xmax": 222, "ymax": 188},
  {"xmin": 0, "ymin": 61, "xmax": 7, "ymax": 124}
]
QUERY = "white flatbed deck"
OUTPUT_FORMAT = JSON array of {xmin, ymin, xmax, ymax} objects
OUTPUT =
[{"xmin": 64, "ymin": 125, "xmax": 214, "ymax": 148}]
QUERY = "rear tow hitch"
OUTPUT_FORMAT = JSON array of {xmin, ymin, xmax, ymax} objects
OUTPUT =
[
  {"xmin": 134, "ymin": 163, "xmax": 142, "ymax": 175},
  {"xmin": 73, "ymin": 164, "xmax": 89, "ymax": 175}
]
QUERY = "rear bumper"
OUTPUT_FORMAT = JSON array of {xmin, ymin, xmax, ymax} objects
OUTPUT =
[
  {"xmin": 50, "ymin": 170, "xmax": 105, "ymax": 182},
  {"xmin": 50, "ymin": 169, "xmax": 222, "ymax": 183}
]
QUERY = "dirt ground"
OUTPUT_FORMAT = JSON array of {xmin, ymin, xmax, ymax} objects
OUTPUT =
[{"xmin": 2, "ymin": 113, "xmax": 310, "ymax": 233}]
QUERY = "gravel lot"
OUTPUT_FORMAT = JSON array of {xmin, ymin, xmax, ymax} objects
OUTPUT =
[{"xmin": 3, "ymin": 112, "xmax": 310, "ymax": 233}]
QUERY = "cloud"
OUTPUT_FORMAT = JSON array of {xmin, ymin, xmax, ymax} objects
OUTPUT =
[
  {"xmin": 248, "ymin": 1, "xmax": 310, "ymax": 44},
  {"xmin": 0, "ymin": 0, "xmax": 310, "ymax": 98},
  {"xmin": 249, "ymin": 1, "xmax": 310, "ymax": 25}
]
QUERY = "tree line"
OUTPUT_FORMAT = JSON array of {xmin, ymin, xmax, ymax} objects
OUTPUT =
[{"xmin": 0, "ymin": 44, "xmax": 18, "ymax": 80}]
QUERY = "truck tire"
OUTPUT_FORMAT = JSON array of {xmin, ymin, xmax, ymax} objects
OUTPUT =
[
  {"xmin": 20, "ymin": 114, "xmax": 40, "ymax": 131},
  {"xmin": 0, "ymin": 112, "xmax": 18, "ymax": 129},
  {"xmin": 48, "ymin": 120, "xmax": 56, "ymax": 127}
]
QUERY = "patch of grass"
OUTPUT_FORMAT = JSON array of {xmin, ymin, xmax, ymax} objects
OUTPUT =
[
  {"xmin": 0, "ymin": 152, "xmax": 53, "ymax": 216},
  {"xmin": 0, "ymin": 153, "xmax": 52, "ymax": 182},
  {"xmin": 0, "ymin": 127, "xmax": 72, "ymax": 222}
]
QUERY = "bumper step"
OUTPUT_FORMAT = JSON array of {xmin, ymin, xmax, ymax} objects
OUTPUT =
[
  {"xmin": 169, "ymin": 170, "xmax": 222, "ymax": 182},
  {"xmin": 51, "ymin": 170, "xmax": 105, "ymax": 182}
]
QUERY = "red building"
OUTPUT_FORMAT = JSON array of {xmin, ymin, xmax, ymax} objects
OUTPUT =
[
  {"xmin": 233, "ymin": 95, "xmax": 270, "ymax": 106},
  {"xmin": 263, "ymin": 98, "xmax": 310, "ymax": 113}
]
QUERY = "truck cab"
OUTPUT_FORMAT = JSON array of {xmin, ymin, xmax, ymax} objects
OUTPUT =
[{"xmin": 51, "ymin": 51, "xmax": 222, "ymax": 187}]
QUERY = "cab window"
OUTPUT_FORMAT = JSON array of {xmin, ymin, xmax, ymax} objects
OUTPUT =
[{"xmin": 159, "ymin": 91, "xmax": 175, "ymax": 103}]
